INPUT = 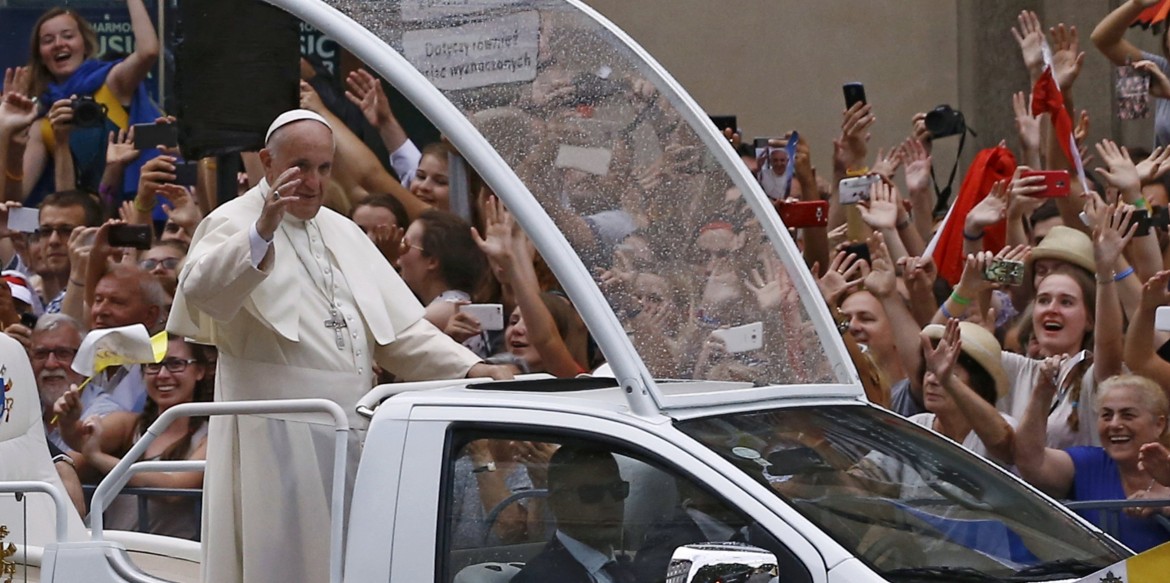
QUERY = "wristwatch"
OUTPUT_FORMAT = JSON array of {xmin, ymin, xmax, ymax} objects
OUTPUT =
[{"xmin": 472, "ymin": 461, "xmax": 496, "ymax": 474}]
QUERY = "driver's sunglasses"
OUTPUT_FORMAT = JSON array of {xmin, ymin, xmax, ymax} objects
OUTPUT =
[{"xmin": 574, "ymin": 480, "xmax": 630, "ymax": 504}]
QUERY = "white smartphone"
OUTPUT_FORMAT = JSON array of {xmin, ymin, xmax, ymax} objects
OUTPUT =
[
  {"xmin": 838, "ymin": 174, "xmax": 878, "ymax": 205},
  {"xmin": 7, "ymin": 207, "xmax": 39, "ymax": 233},
  {"xmin": 1156, "ymin": 306, "xmax": 1170, "ymax": 332},
  {"xmin": 460, "ymin": 303, "xmax": 505, "ymax": 331},
  {"xmin": 554, "ymin": 144, "xmax": 613, "ymax": 176},
  {"xmin": 712, "ymin": 321, "xmax": 764, "ymax": 353}
]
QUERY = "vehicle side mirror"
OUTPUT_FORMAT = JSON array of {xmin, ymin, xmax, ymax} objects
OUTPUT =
[{"xmin": 667, "ymin": 542, "xmax": 779, "ymax": 583}]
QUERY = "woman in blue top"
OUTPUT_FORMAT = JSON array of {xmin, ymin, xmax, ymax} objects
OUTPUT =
[
  {"xmin": 1017, "ymin": 370, "xmax": 1170, "ymax": 552},
  {"xmin": 21, "ymin": 1, "xmax": 159, "ymax": 205}
]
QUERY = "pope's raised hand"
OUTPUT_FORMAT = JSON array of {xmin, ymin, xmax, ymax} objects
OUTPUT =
[{"xmin": 256, "ymin": 167, "xmax": 302, "ymax": 241}]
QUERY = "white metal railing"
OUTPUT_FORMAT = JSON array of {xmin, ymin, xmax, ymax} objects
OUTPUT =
[
  {"xmin": 0, "ymin": 481, "xmax": 70, "ymax": 542},
  {"xmin": 88, "ymin": 399, "xmax": 349, "ymax": 583}
]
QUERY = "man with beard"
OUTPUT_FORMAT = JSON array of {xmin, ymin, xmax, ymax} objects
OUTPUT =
[{"xmin": 28, "ymin": 313, "xmax": 84, "ymax": 451}]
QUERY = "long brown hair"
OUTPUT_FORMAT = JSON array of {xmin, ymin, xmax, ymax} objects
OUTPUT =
[
  {"xmin": 27, "ymin": 8, "xmax": 99, "ymax": 96},
  {"xmin": 134, "ymin": 342, "xmax": 214, "ymax": 461}
]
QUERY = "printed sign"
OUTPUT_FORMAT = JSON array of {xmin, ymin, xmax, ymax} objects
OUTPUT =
[
  {"xmin": 300, "ymin": 22, "xmax": 340, "ymax": 75},
  {"xmin": 402, "ymin": 10, "xmax": 539, "ymax": 92}
]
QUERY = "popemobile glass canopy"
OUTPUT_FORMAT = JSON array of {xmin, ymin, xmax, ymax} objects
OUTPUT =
[{"xmin": 272, "ymin": 0, "xmax": 862, "ymax": 409}]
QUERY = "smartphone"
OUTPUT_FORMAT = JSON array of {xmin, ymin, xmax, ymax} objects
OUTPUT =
[
  {"xmin": 132, "ymin": 122, "xmax": 178, "ymax": 150},
  {"xmin": 709, "ymin": 115, "xmax": 737, "ymax": 135},
  {"xmin": 106, "ymin": 224, "xmax": 152, "ymax": 249},
  {"xmin": 712, "ymin": 321, "xmax": 764, "ymax": 353},
  {"xmin": 19, "ymin": 313, "xmax": 37, "ymax": 329},
  {"xmin": 1157, "ymin": 306, "xmax": 1170, "ymax": 332},
  {"xmin": 173, "ymin": 161, "xmax": 199, "ymax": 187},
  {"xmin": 777, "ymin": 200, "xmax": 829, "ymax": 228},
  {"xmin": 842, "ymin": 242, "xmax": 871, "ymax": 266},
  {"xmin": 6, "ymin": 207, "xmax": 39, "ymax": 233},
  {"xmin": 459, "ymin": 303, "xmax": 505, "ymax": 331},
  {"xmin": 843, "ymin": 82, "xmax": 866, "ymax": 109},
  {"xmin": 982, "ymin": 258, "xmax": 1025, "ymax": 286},
  {"xmin": 839, "ymin": 174, "xmax": 878, "ymax": 205},
  {"xmin": 1019, "ymin": 170, "xmax": 1070, "ymax": 198}
]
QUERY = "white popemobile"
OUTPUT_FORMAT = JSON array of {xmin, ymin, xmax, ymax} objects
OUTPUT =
[{"xmin": 0, "ymin": 0, "xmax": 1138, "ymax": 582}]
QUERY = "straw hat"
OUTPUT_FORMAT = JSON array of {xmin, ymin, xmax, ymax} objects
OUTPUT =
[
  {"xmin": 1027, "ymin": 225, "xmax": 1095, "ymax": 274},
  {"xmin": 922, "ymin": 321, "xmax": 1009, "ymax": 400}
]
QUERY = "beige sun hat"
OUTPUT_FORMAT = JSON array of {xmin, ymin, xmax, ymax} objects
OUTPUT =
[
  {"xmin": 1027, "ymin": 225, "xmax": 1095, "ymax": 274},
  {"xmin": 922, "ymin": 321, "xmax": 1009, "ymax": 400}
]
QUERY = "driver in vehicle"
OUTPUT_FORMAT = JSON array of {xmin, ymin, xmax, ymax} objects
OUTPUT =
[{"xmin": 511, "ymin": 445, "xmax": 635, "ymax": 583}]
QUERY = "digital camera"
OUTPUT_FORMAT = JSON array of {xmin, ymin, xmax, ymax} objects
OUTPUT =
[
  {"xmin": 71, "ymin": 96, "xmax": 108, "ymax": 128},
  {"xmin": 924, "ymin": 104, "xmax": 966, "ymax": 139}
]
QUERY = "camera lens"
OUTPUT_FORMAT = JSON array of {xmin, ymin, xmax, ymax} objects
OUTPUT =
[{"xmin": 71, "ymin": 97, "xmax": 105, "ymax": 128}]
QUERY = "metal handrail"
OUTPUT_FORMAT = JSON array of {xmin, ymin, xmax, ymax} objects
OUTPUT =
[
  {"xmin": 1064, "ymin": 498, "xmax": 1170, "ymax": 539},
  {"xmin": 0, "ymin": 481, "xmax": 70, "ymax": 542},
  {"xmin": 88, "ymin": 399, "xmax": 349, "ymax": 583},
  {"xmin": 82, "ymin": 484, "xmax": 203, "ymax": 535}
]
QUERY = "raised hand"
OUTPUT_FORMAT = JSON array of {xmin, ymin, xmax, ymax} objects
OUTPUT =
[
  {"xmin": 1139, "ymin": 271, "xmax": 1170, "ymax": 313},
  {"xmin": 345, "ymin": 68, "xmax": 393, "ymax": 128},
  {"xmin": 0, "ymin": 92, "xmax": 37, "ymax": 135},
  {"xmin": 862, "ymin": 232, "xmax": 896, "ymax": 298},
  {"xmin": 1092, "ymin": 203, "xmax": 1137, "ymax": 271},
  {"xmin": 470, "ymin": 195, "xmax": 518, "ymax": 274},
  {"xmin": 298, "ymin": 80, "xmax": 325, "ymax": 114},
  {"xmin": 744, "ymin": 253, "xmax": 790, "ymax": 311},
  {"xmin": 1011, "ymin": 10, "xmax": 1046, "ymax": 81},
  {"xmin": 839, "ymin": 102, "xmax": 875, "ymax": 173},
  {"xmin": 1012, "ymin": 91, "xmax": 1041, "ymax": 155},
  {"xmin": 858, "ymin": 180, "xmax": 900, "ymax": 231},
  {"xmin": 903, "ymin": 137, "xmax": 932, "ymax": 193},
  {"xmin": 815, "ymin": 249, "xmax": 866, "ymax": 307},
  {"xmin": 157, "ymin": 183, "xmax": 203, "ymax": 233},
  {"xmin": 1140, "ymin": 442, "xmax": 1170, "ymax": 487},
  {"xmin": 1135, "ymin": 145, "xmax": 1170, "ymax": 185},
  {"xmin": 1095, "ymin": 139, "xmax": 1142, "ymax": 196},
  {"xmin": 1134, "ymin": 60, "xmax": 1170, "ymax": 99},
  {"xmin": 965, "ymin": 179, "xmax": 1010, "ymax": 233},
  {"xmin": 871, "ymin": 146, "xmax": 903, "ymax": 182},
  {"xmin": 444, "ymin": 307, "xmax": 483, "ymax": 343},
  {"xmin": 46, "ymin": 98, "xmax": 75, "ymax": 142},
  {"xmin": 106, "ymin": 127, "xmax": 140, "ymax": 167},
  {"xmin": 2, "ymin": 67, "xmax": 31, "ymax": 97},
  {"xmin": 921, "ymin": 318, "xmax": 962, "ymax": 387},
  {"xmin": 370, "ymin": 223, "xmax": 405, "ymax": 265},
  {"xmin": 256, "ymin": 167, "xmax": 303, "ymax": 241},
  {"xmin": 1050, "ymin": 23, "xmax": 1085, "ymax": 93}
]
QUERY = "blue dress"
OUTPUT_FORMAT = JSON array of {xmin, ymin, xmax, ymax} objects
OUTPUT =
[{"xmin": 1067, "ymin": 446, "xmax": 1170, "ymax": 552}]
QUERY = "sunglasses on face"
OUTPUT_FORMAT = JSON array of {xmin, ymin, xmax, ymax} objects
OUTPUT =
[
  {"xmin": 572, "ymin": 480, "xmax": 630, "ymax": 504},
  {"xmin": 30, "ymin": 226, "xmax": 77, "ymax": 242}
]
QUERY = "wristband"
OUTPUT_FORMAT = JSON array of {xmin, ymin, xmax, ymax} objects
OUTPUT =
[
  {"xmin": 1114, "ymin": 266, "xmax": 1135, "ymax": 282},
  {"xmin": 896, "ymin": 215, "xmax": 911, "ymax": 230},
  {"xmin": 845, "ymin": 166, "xmax": 870, "ymax": 177},
  {"xmin": 940, "ymin": 303, "xmax": 955, "ymax": 319},
  {"xmin": 69, "ymin": 278, "xmax": 84, "ymax": 287},
  {"xmin": 1134, "ymin": 197, "xmax": 1148, "ymax": 210},
  {"xmin": 962, "ymin": 228, "xmax": 985, "ymax": 241},
  {"xmin": 949, "ymin": 291, "xmax": 971, "ymax": 306},
  {"xmin": 133, "ymin": 199, "xmax": 153, "ymax": 213}
]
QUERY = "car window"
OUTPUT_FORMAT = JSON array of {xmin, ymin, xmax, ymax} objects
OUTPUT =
[{"xmin": 439, "ymin": 429, "xmax": 811, "ymax": 583}]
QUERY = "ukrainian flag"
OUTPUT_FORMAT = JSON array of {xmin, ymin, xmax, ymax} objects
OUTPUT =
[{"xmin": 1075, "ymin": 542, "xmax": 1170, "ymax": 582}]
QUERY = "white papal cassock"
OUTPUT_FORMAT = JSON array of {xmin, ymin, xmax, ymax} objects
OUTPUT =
[{"xmin": 167, "ymin": 180, "xmax": 480, "ymax": 583}]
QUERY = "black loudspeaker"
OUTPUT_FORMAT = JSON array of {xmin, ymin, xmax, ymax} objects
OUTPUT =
[{"xmin": 174, "ymin": 0, "xmax": 299, "ymax": 159}]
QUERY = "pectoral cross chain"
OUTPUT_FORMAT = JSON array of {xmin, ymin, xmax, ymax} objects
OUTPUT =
[{"xmin": 324, "ymin": 308, "xmax": 348, "ymax": 350}]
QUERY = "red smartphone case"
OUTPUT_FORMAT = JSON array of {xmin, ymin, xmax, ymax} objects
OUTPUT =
[
  {"xmin": 1021, "ymin": 170, "xmax": 1070, "ymax": 198},
  {"xmin": 777, "ymin": 200, "xmax": 829, "ymax": 228}
]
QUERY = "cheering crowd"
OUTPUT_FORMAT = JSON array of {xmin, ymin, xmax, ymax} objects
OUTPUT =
[{"xmin": 5, "ymin": 0, "xmax": 1170, "ymax": 558}]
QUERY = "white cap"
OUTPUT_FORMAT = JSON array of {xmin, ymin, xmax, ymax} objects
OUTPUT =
[{"xmin": 264, "ymin": 109, "xmax": 332, "ymax": 144}]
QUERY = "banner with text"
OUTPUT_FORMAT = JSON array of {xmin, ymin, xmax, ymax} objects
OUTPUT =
[{"xmin": 402, "ymin": 10, "xmax": 539, "ymax": 92}]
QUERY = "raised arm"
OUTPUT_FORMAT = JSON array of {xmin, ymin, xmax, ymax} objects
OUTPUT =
[
  {"xmin": 923, "ymin": 320, "xmax": 1016, "ymax": 465},
  {"xmin": 864, "ymin": 231, "xmax": 922, "ymax": 394},
  {"xmin": 104, "ymin": 0, "xmax": 160, "ymax": 103},
  {"xmin": 1092, "ymin": 203, "xmax": 1138, "ymax": 381},
  {"xmin": 1091, "ymin": 0, "xmax": 1160, "ymax": 66},
  {"xmin": 1124, "ymin": 271, "xmax": 1170, "ymax": 388},
  {"xmin": 1015, "ymin": 355, "xmax": 1077, "ymax": 498}
]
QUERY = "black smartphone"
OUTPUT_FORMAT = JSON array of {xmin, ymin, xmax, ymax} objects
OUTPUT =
[
  {"xmin": 173, "ymin": 161, "xmax": 198, "ymax": 187},
  {"xmin": 709, "ymin": 115, "xmax": 737, "ymax": 135},
  {"xmin": 842, "ymin": 242, "xmax": 871, "ymax": 266},
  {"xmin": 843, "ymin": 82, "xmax": 867, "ymax": 109},
  {"xmin": 132, "ymin": 123, "xmax": 178, "ymax": 150},
  {"xmin": 107, "ymin": 224, "xmax": 152, "ymax": 249},
  {"xmin": 19, "ymin": 312, "xmax": 37, "ymax": 329}
]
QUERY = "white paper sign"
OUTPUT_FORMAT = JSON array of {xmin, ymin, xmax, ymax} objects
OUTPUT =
[{"xmin": 403, "ymin": 11, "xmax": 540, "ymax": 91}]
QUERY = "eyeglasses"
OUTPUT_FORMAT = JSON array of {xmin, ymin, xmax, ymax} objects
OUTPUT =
[
  {"xmin": 30, "ymin": 347, "xmax": 77, "ymax": 361},
  {"xmin": 572, "ymin": 480, "xmax": 630, "ymax": 504},
  {"xmin": 399, "ymin": 239, "xmax": 425, "ymax": 253},
  {"xmin": 140, "ymin": 257, "xmax": 181, "ymax": 271},
  {"xmin": 163, "ymin": 222, "xmax": 182, "ymax": 233},
  {"xmin": 144, "ymin": 358, "xmax": 199, "ymax": 374},
  {"xmin": 30, "ymin": 225, "xmax": 77, "ymax": 242}
]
